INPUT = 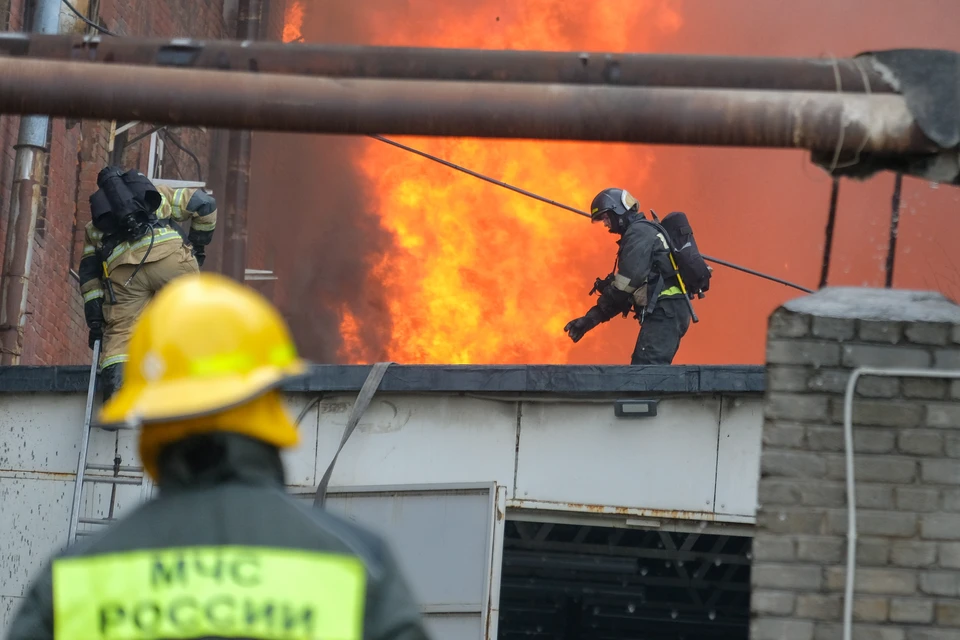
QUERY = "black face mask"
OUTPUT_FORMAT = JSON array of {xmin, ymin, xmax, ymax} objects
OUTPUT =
[
  {"xmin": 592, "ymin": 210, "xmax": 622, "ymax": 235},
  {"xmin": 606, "ymin": 212, "xmax": 627, "ymax": 235}
]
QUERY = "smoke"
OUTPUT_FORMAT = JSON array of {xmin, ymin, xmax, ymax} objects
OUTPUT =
[{"xmin": 248, "ymin": 133, "xmax": 393, "ymax": 363}]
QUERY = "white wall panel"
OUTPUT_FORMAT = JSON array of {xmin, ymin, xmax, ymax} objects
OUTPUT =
[
  {"xmin": 1, "ymin": 596, "xmax": 24, "ymax": 636},
  {"xmin": 0, "ymin": 395, "xmax": 85, "ymax": 474},
  {"xmin": 714, "ymin": 397, "xmax": 764, "ymax": 518},
  {"xmin": 516, "ymin": 399, "xmax": 722, "ymax": 513},
  {"xmin": 316, "ymin": 395, "xmax": 517, "ymax": 492},
  {"xmin": 280, "ymin": 394, "xmax": 321, "ymax": 487},
  {"xmin": 0, "ymin": 477, "xmax": 72, "ymax": 597}
]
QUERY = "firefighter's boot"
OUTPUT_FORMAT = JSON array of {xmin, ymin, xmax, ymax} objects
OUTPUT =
[{"xmin": 100, "ymin": 363, "xmax": 125, "ymax": 405}]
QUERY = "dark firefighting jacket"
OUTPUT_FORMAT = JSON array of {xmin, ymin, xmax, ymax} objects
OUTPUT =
[
  {"xmin": 5, "ymin": 434, "xmax": 431, "ymax": 640},
  {"xmin": 593, "ymin": 212, "xmax": 684, "ymax": 321},
  {"xmin": 78, "ymin": 185, "xmax": 217, "ymax": 328}
]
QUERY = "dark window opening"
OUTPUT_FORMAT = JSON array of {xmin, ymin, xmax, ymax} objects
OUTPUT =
[{"xmin": 498, "ymin": 520, "xmax": 752, "ymax": 640}]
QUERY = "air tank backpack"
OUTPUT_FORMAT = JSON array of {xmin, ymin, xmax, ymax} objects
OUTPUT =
[
  {"xmin": 89, "ymin": 166, "xmax": 163, "ymax": 241},
  {"xmin": 648, "ymin": 210, "xmax": 712, "ymax": 297}
]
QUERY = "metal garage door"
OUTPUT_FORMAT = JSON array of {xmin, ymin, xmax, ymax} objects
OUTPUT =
[{"xmin": 295, "ymin": 482, "xmax": 506, "ymax": 640}]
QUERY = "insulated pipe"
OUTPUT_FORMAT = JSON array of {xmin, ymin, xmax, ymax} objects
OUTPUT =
[
  {"xmin": 0, "ymin": 0, "xmax": 62, "ymax": 365},
  {"xmin": 0, "ymin": 57, "xmax": 935, "ymax": 153},
  {"xmin": 0, "ymin": 33, "xmax": 897, "ymax": 93},
  {"xmin": 842, "ymin": 367, "xmax": 960, "ymax": 640}
]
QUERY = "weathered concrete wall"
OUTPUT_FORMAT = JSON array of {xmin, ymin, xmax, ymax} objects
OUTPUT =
[{"xmin": 751, "ymin": 287, "xmax": 960, "ymax": 640}]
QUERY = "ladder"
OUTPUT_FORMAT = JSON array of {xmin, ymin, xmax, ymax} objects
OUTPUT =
[{"xmin": 66, "ymin": 340, "xmax": 154, "ymax": 544}]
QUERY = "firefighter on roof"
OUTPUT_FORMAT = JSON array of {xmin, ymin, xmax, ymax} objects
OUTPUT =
[
  {"xmin": 78, "ymin": 165, "xmax": 217, "ymax": 402},
  {"xmin": 7, "ymin": 273, "xmax": 430, "ymax": 640},
  {"xmin": 564, "ymin": 187, "xmax": 692, "ymax": 365}
]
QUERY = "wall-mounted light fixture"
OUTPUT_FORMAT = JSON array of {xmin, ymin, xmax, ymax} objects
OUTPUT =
[{"xmin": 614, "ymin": 399, "xmax": 659, "ymax": 419}]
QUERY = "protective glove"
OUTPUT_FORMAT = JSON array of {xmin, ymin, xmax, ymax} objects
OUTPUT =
[
  {"xmin": 194, "ymin": 246, "xmax": 206, "ymax": 268},
  {"xmin": 564, "ymin": 309, "xmax": 603, "ymax": 343},
  {"xmin": 83, "ymin": 298, "xmax": 105, "ymax": 349},
  {"xmin": 88, "ymin": 322, "xmax": 103, "ymax": 349}
]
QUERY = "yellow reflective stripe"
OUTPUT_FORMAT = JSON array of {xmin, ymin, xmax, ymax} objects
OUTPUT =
[
  {"xmin": 106, "ymin": 230, "xmax": 183, "ymax": 268},
  {"xmin": 191, "ymin": 219, "xmax": 216, "ymax": 231},
  {"xmin": 82, "ymin": 244, "xmax": 98, "ymax": 258},
  {"xmin": 175, "ymin": 188, "xmax": 187, "ymax": 210},
  {"xmin": 53, "ymin": 545, "xmax": 366, "ymax": 640},
  {"xmin": 83, "ymin": 289, "xmax": 104, "ymax": 302},
  {"xmin": 190, "ymin": 344, "xmax": 298, "ymax": 376},
  {"xmin": 659, "ymin": 285, "xmax": 683, "ymax": 298},
  {"xmin": 101, "ymin": 354, "xmax": 129, "ymax": 368}
]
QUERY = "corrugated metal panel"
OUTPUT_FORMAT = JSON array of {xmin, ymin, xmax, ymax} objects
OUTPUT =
[{"xmin": 304, "ymin": 483, "xmax": 505, "ymax": 640}]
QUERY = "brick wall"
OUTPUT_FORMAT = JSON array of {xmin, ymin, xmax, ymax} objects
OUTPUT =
[
  {"xmin": 0, "ymin": 0, "xmax": 228, "ymax": 365},
  {"xmin": 752, "ymin": 287, "xmax": 960, "ymax": 640}
]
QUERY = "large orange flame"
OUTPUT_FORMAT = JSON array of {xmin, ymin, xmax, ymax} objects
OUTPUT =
[
  {"xmin": 282, "ymin": 1, "xmax": 304, "ymax": 43},
  {"xmin": 331, "ymin": 2, "xmax": 683, "ymax": 364}
]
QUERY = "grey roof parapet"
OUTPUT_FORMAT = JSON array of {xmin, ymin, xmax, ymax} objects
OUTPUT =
[{"xmin": 0, "ymin": 364, "xmax": 765, "ymax": 395}]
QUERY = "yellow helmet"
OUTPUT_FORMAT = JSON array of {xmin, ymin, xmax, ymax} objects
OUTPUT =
[{"xmin": 97, "ymin": 273, "xmax": 308, "ymax": 429}]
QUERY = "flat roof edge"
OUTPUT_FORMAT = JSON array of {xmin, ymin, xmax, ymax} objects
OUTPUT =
[{"xmin": 0, "ymin": 364, "xmax": 765, "ymax": 395}]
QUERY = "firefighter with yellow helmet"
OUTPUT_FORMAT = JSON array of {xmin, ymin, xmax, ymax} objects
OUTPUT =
[{"xmin": 7, "ymin": 273, "xmax": 430, "ymax": 640}]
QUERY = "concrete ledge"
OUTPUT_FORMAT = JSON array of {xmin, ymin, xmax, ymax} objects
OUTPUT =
[{"xmin": 0, "ymin": 364, "xmax": 765, "ymax": 395}]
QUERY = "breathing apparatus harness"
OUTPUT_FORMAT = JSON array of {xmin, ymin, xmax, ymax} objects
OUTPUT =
[{"xmin": 89, "ymin": 167, "xmax": 188, "ymax": 296}]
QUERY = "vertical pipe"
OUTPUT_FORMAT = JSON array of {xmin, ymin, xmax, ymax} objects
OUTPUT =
[
  {"xmin": 818, "ymin": 178, "xmax": 840, "ymax": 289},
  {"xmin": 222, "ymin": 0, "xmax": 263, "ymax": 282},
  {"xmin": 0, "ymin": 0, "xmax": 62, "ymax": 364},
  {"xmin": 885, "ymin": 173, "xmax": 903, "ymax": 288},
  {"xmin": 819, "ymin": 178, "xmax": 840, "ymax": 289}
]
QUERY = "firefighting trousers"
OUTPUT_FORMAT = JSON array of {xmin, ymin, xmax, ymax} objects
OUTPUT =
[
  {"xmin": 631, "ymin": 297, "xmax": 692, "ymax": 365},
  {"xmin": 100, "ymin": 245, "xmax": 199, "ymax": 369}
]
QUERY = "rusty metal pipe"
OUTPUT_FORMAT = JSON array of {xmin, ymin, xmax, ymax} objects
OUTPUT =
[
  {"xmin": 0, "ymin": 32, "xmax": 897, "ymax": 93},
  {"xmin": 222, "ymin": 0, "xmax": 262, "ymax": 282},
  {"xmin": 0, "ymin": 57, "xmax": 933, "ymax": 153},
  {"xmin": 0, "ymin": 0, "xmax": 62, "ymax": 365},
  {"xmin": 0, "ymin": 150, "xmax": 45, "ymax": 364},
  {"xmin": 223, "ymin": 130, "xmax": 252, "ymax": 281}
]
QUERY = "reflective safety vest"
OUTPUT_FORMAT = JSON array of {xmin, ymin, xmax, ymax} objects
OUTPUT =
[{"xmin": 53, "ymin": 546, "xmax": 367, "ymax": 640}]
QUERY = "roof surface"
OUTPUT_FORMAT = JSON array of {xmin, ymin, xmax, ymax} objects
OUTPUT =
[{"xmin": 0, "ymin": 364, "xmax": 764, "ymax": 394}]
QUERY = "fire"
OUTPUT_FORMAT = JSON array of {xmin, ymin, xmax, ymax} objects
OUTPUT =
[
  {"xmin": 347, "ymin": 2, "xmax": 682, "ymax": 364},
  {"xmin": 274, "ymin": 1, "xmax": 960, "ymax": 367},
  {"xmin": 282, "ymin": 1, "xmax": 304, "ymax": 43},
  {"xmin": 337, "ymin": 307, "xmax": 365, "ymax": 363}
]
